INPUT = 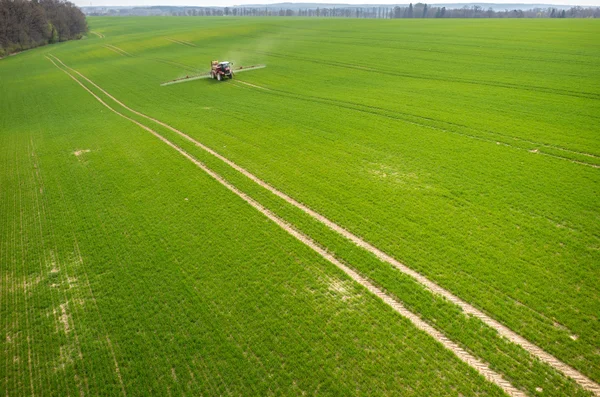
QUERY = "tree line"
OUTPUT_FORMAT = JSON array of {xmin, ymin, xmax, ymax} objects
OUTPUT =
[
  {"xmin": 85, "ymin": 3, "xmax": 599, "ymax": 19},
  {"xmin": 143, "ymin": 4, "xmax": 597, "ymax": 18},
  {"xmin": 0, "ymin": 0, "xmax": 87, "ymax": 57}
]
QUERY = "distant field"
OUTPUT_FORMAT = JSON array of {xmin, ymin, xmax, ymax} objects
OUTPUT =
[{"xmin": 1, "ymin": 17, "xmax": 598, "ymax": 396}]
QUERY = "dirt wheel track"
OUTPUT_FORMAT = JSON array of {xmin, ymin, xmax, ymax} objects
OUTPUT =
[{"xmin": 47, "ymin": 54, "xmax": 600, "ymax": 396}]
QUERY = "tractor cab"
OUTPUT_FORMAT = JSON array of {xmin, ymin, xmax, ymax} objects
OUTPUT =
[
  {"xmin": 218, "ymin": 61, "xmax": 231, "ymax": 71},
  {"xmin": 211, "ymin": 60, "xmax": 233, "ymax": 81}
]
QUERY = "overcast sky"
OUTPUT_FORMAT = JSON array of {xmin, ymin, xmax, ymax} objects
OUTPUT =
[{"xmin": 74, "ymin": 0, "xmax": 600, "ymax": 7}]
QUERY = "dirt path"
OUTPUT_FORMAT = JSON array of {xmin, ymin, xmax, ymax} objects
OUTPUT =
[
  {"xmin": 46, "ymin": 54, "xmax": 528, "ymax": 397},
  {"xmin": 47, "ymin": 54, "xmax": 600, "ymax": 396}
]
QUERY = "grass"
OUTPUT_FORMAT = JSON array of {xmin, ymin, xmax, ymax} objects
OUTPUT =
[{"xmin": 1, "ymin": 16, "xmax": 598, "ymax": 396}]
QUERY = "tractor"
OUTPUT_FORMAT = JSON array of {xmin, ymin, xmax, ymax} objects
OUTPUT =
[{"xmin": 210, "ymin": 61, "xmax": 233, "ymax": 81}]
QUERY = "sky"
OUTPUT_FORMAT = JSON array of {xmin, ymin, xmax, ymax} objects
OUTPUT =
[{"xmin": 74, "ymin": 0, "xmax": 600, "ymax": 7}]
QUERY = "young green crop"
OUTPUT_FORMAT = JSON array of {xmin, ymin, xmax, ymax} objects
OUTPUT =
[
  {"xmin": 64, "ymin": 16, "xmax": 599, "ymax": 383},
  {"xmin": 1, "ymin": 16, "xmax": 599, "ymax": 396},
  {"xmin": 0, "ymin": 49, "xmax": 510, "ymax": 395}
]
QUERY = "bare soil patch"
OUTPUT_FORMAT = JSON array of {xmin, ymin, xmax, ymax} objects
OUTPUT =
[{"xmin": 73, "ymin": 149, "xmax": 90, "ymax": 157}]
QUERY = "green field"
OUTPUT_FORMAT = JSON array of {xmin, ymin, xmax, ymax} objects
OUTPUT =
[{"xmin": 1, "ymin": 17, "xmax": 599, "ymax": 396}]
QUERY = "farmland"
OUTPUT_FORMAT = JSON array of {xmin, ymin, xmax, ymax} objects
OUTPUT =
[{"xmin": 1, "ymin": 17, "xmax": 599, "ymax": 396}]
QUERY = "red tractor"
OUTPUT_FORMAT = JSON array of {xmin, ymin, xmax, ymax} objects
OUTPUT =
[{"xmin": 210, "ymin": 61, "xmax": 233, "ymax": 81}]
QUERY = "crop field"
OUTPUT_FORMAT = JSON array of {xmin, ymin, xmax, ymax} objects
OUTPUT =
[{"xmin": 1, "ymin": 16, "xmax": 599, "ymax": 396}]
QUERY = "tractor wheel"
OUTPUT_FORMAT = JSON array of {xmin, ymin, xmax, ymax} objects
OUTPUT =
[
  {"xmin": 228, "ymin": 74, "xmax": 233, "ymax": 79},
  {"xmin": 217, "ymin": 73, "xmax": 222, "ymax": 81}
]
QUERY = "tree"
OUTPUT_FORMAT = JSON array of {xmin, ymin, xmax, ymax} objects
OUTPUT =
[
  {"xmin": 407, "ymin": 3, "xmax": 413, "ymax": 18},
  {"xmin": 0, "ymin": 0, "xmax": 86, "ymax": 55}
]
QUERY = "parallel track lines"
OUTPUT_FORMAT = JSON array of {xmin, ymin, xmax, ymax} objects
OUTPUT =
[
  {"xmin": 72, "ymin": 236, "xmax": 127, "ymax": 397},
  {"xmin": 1, "ymin": 143, "xmax": 8, "ymax": 394},
  {"xmin": 152, "ymin": 52, "xmax": 597, "ymax": 165},
  {"xmin": 47, "ymin": 54, "xmax": 600, "ymax": 396},
  {"xmin": 233, "ymin": 79, "xmax": 599, "ymax": 169},
  {"xmin": 152, "ymin": 58, "xmax": 200, "ymax": 73},
  {"xmin": 10, "ymin": 150, "xmax": 19, "ymax": 396},
  {"xmin": 234, "ymin": 80, "xmax": 270, "ymax": 91},
  {"xmin": 166, "ymin": 38, "xmax": 196, "ymax": 47},
  {"xmin": 21, "ymin": 145, "xmax": 35, "ymax": 396},
  {"xmin": 47, "ymin": 54, "xmax": 527, "ymax": 397},
  {"xmin": 254, "ymin": 49, "xmax": 600, "ymax": 100},
  {"xmin": 30, "ymin": 138, "xmax": 57, "ymax": 392},
  {"xmin": 26, "ymin": 141, "xmax": 61, "ymax": 393},
  {"xmin": 103, "ymin": 45, "xmax": 132, "ymax": 57},
  {"xmin": 42, "ymin": 58, "xmax": 128, "ymax": 397},
  {"xmin": 26, "ymin": 138, "xmax": 43, "ymax": 396},
  {"xmin": 13, "ymin": 146, "xmax": 26, "ymax": 396},
  {"xmin": 103, "ymin": 46, "xmax": 125, "ymax": 57},
  {"xmin": 12, "ymin": 142, "xmax": 29, "ymax": 392},
  {"xmin": 29, "ymin": 140, "xmax": 65, "ymax": 395}
]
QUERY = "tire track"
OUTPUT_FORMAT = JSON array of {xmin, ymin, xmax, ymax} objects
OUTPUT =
[
  {"xmin": 166, "ymin": 38, "xmax": 196, "ymax": 48},
  {"xmin": 46, "ymin": 54, "xmax": 527, "ymax": 397},
  {"xmin": 104, "ymin": 46, "xmax": 197, "ymax": 74},
  {"xmin": 271, "ymin": 29, "xmax": 600, "ymax": 67},
  {"xmin": 29, "ymin": 140, "xmax": 91, "ymax": 396},
  {"xmin": 152, "ymin": 58, "xmax": 200, "ymax": 73},
  {"xmin": 254, "ymin": 50, "xmax": 600, "ymax": 100},
  {"xmin": 17, "ymin": 142, "xmax": 35, "ymax": 396},
  {"xmin": 271, "ymin": 24, "xmax": 600, "ymax": 62},
  {"xmin": 233, "ymin": 79, "xmax": 600, "ymax": 168},
  {"xmin": 13, "ymin": 148, "xmax": 26, "ymax": 395},
  {"xmin": 45, "ymin": 57, "xmax": 127, "ymax": 396},
  {"xmin": 24, "ymin": 139, "xmax": 63, "ymax": 393},
  {"xmin": 234, "ymin": 80, "xmax": 270, "ymax": 91},
  {"xmin": 1, "ymin": 138, "xmax": 10, "ymax": 395},
  {"xmin": 139, "ymin": 54, "xmax": 598, "ymax": 162},
  {"xmin": 74, "ymin": 239, "xmax": 127, "ymax": 397},
  {"xmin": 103, "ymin": 45, "xmax": 132, "ymax": 57},
  {"xmin": 103, "ymin": 46, "xmax": 122, "ymax": 56},
  {"xmin": 90, "ymin": 31, "xmax": 105, "ymax": 39},
  {"xmin": 47, "ymin": 54, "xmax": 600, "ymax": 396}
]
